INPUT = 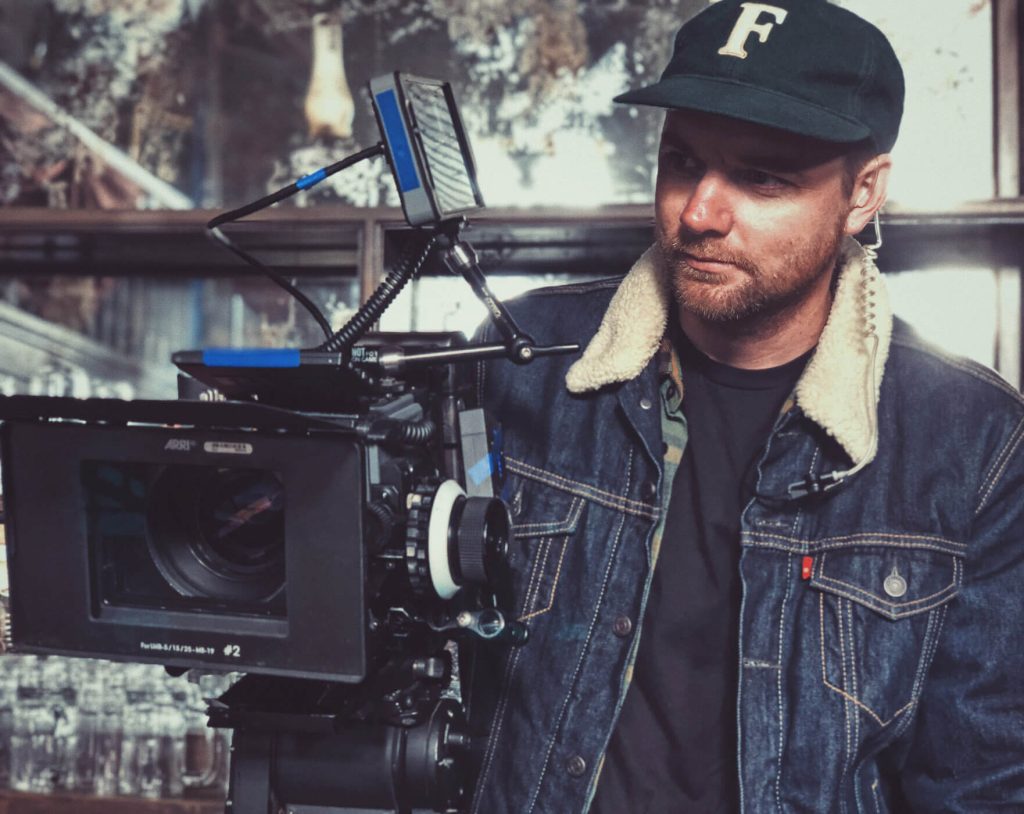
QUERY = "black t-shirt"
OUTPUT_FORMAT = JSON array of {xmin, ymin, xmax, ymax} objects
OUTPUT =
[{"xmin": 590, "ymin": 330, "xmax": 810, "ymax": 814}]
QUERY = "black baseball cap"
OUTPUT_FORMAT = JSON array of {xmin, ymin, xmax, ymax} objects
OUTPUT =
[{"xmin": 615, "ymin": 0, "xmax": 905, "ymax": 152}]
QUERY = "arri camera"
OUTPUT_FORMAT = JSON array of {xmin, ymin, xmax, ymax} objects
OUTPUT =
[{"xmin": 0, "ymin": 73, "xmax": 578, "ymax": 814}]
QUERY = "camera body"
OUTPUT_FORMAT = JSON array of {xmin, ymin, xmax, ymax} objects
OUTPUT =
[
  {"xmin": 3, "ymin": 403, "xmax": 365, "ymax": 680},
  {"xmin": 0, "ymin": 335, "xmax": 507, "ymax": 685}
]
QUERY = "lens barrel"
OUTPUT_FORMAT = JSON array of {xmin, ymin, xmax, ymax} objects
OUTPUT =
[{"xmin": 146, "ymin": 466, "xmax": 286, "ymax": 603}]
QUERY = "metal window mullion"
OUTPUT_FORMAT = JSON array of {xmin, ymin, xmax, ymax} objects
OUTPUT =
[{"xmin": 994, "ymin": 0, "xmax": 1023, "ymax": 388}]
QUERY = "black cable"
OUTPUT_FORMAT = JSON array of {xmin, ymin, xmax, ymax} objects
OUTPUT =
[
  {"xmin": 207, "ymin": 145, "xmax": 385, "ymax": 231},
  {"xmin": 206, "ymin": 143, "xmax": 386, "ymax": 341},
  {"xmin": 361, "ymin": 418, "xmax": 437, "ymax": 445},
  {"xmin": 316, "ymin": 233, "xmax": 440, "ymax": 353},
  {"xmin": 367, "ymin": 500, "xmax": 397, "ymax": 548},
  {"xmin": 390, "ymin": 418, "xmax": 436, "ymax": 444},
  {"xmin": 206, "ymin": 227, "xmax": 335, "ymax": 339}
]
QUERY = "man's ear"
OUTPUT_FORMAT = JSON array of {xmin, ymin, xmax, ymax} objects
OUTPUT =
[{"xmin": 844, "ymin": 155, "xmax": 892, "ymax": 236}]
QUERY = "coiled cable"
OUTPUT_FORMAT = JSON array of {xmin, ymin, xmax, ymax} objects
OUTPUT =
[
  {"xmin": 363, "ymin": 418, "xmax": 437, "ymax": 445},
  {"xmin": 787, "ymin": 214, "xmax": 883, "ymax": 498},
  {"xmin": 317, "ymin": 234, "xmax": 439, "ymax": 354}
]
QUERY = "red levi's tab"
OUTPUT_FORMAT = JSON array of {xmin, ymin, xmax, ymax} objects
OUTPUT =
[{"xmin": 801, "ymin": 556, "xmax": 813, "ymax": 580}]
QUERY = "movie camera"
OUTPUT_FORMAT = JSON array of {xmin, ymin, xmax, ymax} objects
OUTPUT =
[{"xmin": 0, "ymin": 73, "xmax": 578, "ymax": 813}]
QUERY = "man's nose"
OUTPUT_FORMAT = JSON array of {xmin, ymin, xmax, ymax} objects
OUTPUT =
[{"xmin": 679, "ymin": 174, "xmax": 732, "ymax": 235}]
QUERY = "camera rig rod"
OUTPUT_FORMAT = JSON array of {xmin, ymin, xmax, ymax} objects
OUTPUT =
[{"xmin": 432, "ymin": 218, "xmax": 580, "ymax": 366}]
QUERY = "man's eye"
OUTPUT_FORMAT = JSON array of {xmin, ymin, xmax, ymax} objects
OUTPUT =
[
  {"xmin": 660, "ymin": 151, "xmax": 701, "ymax": 176},
  {"xmin": 738, "ymin": 169, "xmax": 788, "ymax": 188}
]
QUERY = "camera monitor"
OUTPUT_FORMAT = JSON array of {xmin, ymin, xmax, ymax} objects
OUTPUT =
[{"xmin": 369, "ymin": 73, "xmax": 484, "ymax": 226}]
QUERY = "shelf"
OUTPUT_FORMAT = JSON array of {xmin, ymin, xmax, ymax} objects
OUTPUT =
[
  {"xmin": 0, "ymin": 790, "xmax": 223, "ymax": 814},
  {"xmin": 2, "ymin": 202, "xmax": 1024, "ymax": 280}
]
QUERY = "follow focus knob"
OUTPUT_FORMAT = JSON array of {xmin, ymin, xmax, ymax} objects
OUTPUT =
[{"xmin": 454, "ymin": 496, "xmax": 510, "ymax": 586}]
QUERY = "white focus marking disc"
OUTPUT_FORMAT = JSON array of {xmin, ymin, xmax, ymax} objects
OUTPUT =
[{"xmin": 428, "ymin": 480, "xmax": 464, "ymax": 599}]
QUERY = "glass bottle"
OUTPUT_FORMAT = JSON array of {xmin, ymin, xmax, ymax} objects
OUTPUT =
[{"xmin": 92, "ymin": 666, "xmax": 125, "ymax": 798}]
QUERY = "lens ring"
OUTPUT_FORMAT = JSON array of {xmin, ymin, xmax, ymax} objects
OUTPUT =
[
  {"xmin": 146, "ymin": 465, "xmax": 286, "ymax": 602},
  {"xmin": 456, "ymin": 497, "xmax": 511, "ymax": 586}
]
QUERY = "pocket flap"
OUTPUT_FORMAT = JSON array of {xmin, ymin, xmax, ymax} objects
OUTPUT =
[
  {"xmin": 509, "ymin": 480, "xmax": 583, "ymax": 538},
  {"xmin": 809, "ymin": 546, "xmax": 962, "ymax": 620}
]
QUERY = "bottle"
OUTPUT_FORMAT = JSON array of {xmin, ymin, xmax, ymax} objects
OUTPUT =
[
  {"xmin": 180, "ymin": 680, "xmax": 228, "ymax": 799},
  {"xmin": 10, "ymin": 655, "xmax": 53, "ymax": 793},
  {"xmin": 155, "ymin": 687, "xmax": 185, "ymax": 798},
  {"xmin": 118, "ymin": 665, "xmax": 162, "ymax": 797},
  {"xmin": 92, "ymin": 666, "xmax": 124, "ymax": 798},
  {"xmin": 73, "ymin": 670, "xmax": 102, "ymax": 793},
  {"xmin": 0, "ymin": 655, "xmax": 17, "ymax": 787},
  {"xmin": 43, "ymin": 658, "xmax": 77, "ymax": 792}
]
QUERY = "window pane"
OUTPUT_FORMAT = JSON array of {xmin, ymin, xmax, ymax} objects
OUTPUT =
[
  {"xmin": 885, "ymin": 268, "xmax": 998, "ymax": 368},
  {"xmin": 0, "ymin": 0, "xmax": 994, "ymax": 210},
  {"xmin": 834, "ymin": 1, "xmax": 994, "ymax": 207},
  {"xmin": 378, "ymin": 274, "xmax": 602, "ymax": 337}
]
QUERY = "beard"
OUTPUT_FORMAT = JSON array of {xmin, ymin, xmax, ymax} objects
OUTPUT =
[{"xmin": 656, "ymin": 219, "xmax": 845, "ymax": 326}]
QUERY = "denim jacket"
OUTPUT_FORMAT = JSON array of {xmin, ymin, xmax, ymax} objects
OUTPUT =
[{"xmin": 467, "ymin": 237, "xmax": 1024, "ymax": 814}]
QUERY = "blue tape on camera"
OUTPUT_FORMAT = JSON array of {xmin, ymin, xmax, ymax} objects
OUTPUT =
[
  {"xmin": 202, "ymin": 348, "xmax": 301, "ymax": 368},
  {"xmin": 490, "ymin": 427, "xmax": 504, "ymax": 478},
  {"xmin": 375, "ymin": 89, "xmax": 421, "ymax": 193},
  {"xmin": 467, "ymin": 454, "xmax": 494, "ymax": 486}
]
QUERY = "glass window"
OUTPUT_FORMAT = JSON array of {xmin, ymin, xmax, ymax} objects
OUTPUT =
[
  {"xmin": 834, "ymin": 0, "xmax": 995, "ymax": 207},
  {"xmin": 0, "ymin": 273, "xmax": 359, "ymax": 399},
  {"xmin": 379, "ymin": 273, "xmax": 605, "ymax": 338},
  {"xmin": 0, "ymin": 0, "xmax": 996, "ymax": 210},
  {"xmin": 886, "ymin": 268, "xmax": 998, "ymax": 366}
]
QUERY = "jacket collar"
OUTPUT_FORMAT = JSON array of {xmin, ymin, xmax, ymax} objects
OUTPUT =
[{"xmin": 565, "ymin": 237, "xmax": 893, "ymax": 466}]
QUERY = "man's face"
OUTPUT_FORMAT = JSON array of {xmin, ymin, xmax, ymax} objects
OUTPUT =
[{"xmin": 655, "ymin": 110, "xmax": 862, "ymax": 325}]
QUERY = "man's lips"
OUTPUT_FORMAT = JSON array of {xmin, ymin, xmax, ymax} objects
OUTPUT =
[{"xmin": 678, "ymin": 252, "xmax": 741, "ymax": 273}]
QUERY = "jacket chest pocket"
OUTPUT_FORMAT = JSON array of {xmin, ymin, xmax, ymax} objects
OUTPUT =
[
  {"xmin": 808, "ymin": 543, "xmax": 962, "ymax": 728},
  {"xmin": 507, "ymin": 477, "xmax": 584, "ymax": 624}
]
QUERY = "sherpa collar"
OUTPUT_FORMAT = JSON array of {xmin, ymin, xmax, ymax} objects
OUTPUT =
[{"xmin": 565, "ymin": 236, "xmax": 893, "ymax": 466}]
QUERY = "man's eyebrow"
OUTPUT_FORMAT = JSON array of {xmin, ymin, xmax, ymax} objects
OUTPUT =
[
  {"xmin": 659, "ymin": 132, "xmax": 692, "ymax": 152},
  {"xmin": 661, "ymin": 130, "xmax": 833, "ymax": 173},
  {"xmin": 734, "ymin": 152, "xmax": 820, "ymax": 174}
]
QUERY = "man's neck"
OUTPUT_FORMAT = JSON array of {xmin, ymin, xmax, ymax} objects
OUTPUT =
[{"xmin": 678, "ymin": 283, "xmax": 833, "ymax": 370}]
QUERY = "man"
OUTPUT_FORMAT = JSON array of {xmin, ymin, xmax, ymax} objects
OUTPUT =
[{"xmin": 468, "ymin": 1, "xmax": 1024, "ymax": 812}]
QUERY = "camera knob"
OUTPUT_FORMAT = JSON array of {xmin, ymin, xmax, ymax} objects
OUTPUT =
[
  {"xmin": 404, "ymin": 483, "xmax": 512, "ymax": 600},
  {"xmin": 455, "ymin": 497, "xmax": 510, "ymax": 586},
  {"xmin": 404, "ymin": 487, "xmax": 437, "ymax": 598},
  {"xmin": 404, "ymin": 480, "xmax": 465, "ymax": 600}
]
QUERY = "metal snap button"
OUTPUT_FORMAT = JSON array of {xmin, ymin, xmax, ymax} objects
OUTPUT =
[
  {"xmin": 641, "ymin": 480, "xmax": 657, "ymax": 500},
  {"xmin": 640, "ymin": 397, "xmax": 653, "ymax": 410},
  {"xmin": 883, "ymin": 566, "xmax": 907, "ymax": 598},
  {"xmin": 566, "ymin": 755, "xmax": 587, "ymax": 778},
  {"xmin": 612, "ymin": 616, "xmax": 633, "ymax": 637}
]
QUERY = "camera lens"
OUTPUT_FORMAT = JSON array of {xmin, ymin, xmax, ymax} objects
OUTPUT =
[
  {"xmin": 147, "ymin": 466, "xmax": 286, "ymax": 603},
  {"xmin": 195, "ymin": 470, "xmax": 284, "ymax": 572}
]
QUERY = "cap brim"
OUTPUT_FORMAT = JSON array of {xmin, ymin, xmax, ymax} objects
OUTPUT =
[{"xmin": 614, "ymin": 75, "xmax": 872, "ymax": 145}]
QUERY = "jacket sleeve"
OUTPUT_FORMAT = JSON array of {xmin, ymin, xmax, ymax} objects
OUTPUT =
[{"xmin": 897, "ymin": 417, "xmax": 1024, "ymax": 810}]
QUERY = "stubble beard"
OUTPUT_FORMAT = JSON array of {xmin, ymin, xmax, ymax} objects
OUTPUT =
[{"xmin": 656, "ymin": 220, "xmax": 846, "ymax": 331}]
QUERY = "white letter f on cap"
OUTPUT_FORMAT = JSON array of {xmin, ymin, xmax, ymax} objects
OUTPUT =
[{"xmin": 717, "ymin": 2, "xmax": 788, "ymax": 59}]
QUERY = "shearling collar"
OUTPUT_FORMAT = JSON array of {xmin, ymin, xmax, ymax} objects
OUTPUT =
[{"xmin": 565, "ymin": 236, "xmax": 893, "ymax": 466}]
